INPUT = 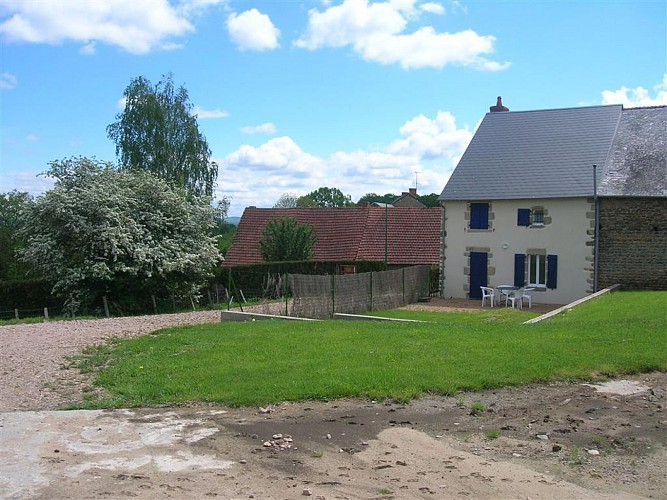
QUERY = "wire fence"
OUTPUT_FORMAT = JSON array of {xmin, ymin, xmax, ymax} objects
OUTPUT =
[
  {"xmin": 1, "ymin": 265, "xmax": 435, "ymax": 322},
  {"xmin": 227, "ymin": 265, "xmax": 433, "ymax": 319},
  {"xmin": 0, "ymin": 285, "xmax": 229, "ymax": 322}
]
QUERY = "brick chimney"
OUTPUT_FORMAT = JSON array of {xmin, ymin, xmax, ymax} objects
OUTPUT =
[
  {"xmin": 489, "ymin": 96, "xmax": 509, "ymax": 112},
  {"xmin": 409, "ymin": 187, "xmax": 417, "ymax": 196}
]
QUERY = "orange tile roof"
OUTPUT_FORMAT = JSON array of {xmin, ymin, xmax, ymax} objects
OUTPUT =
[{"xmin": 223, "ymin": 206, "xmax": 441, "ymax": 267}]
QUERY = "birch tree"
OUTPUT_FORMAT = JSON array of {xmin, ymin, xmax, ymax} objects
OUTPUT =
[{"xmin": 107, "ymin": 74, "xmax": 217, "ymax": 197}]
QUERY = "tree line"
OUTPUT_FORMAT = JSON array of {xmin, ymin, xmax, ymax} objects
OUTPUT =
[
  {"xmin": 1, "ymin": 73, "xmax": 440, "ymax": 313},
  {"xmin": 1, "ymin": 74, "xmax": 227, "ymax": 314}
]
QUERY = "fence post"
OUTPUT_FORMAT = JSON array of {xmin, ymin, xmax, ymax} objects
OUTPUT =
[
  {"xmin": 14, "ymin": 308, "xmax": 19, "ymax": 320},
  {"xmin": 331, "ymin": 274, "xmax": 336, "ymax": 318},
  {"xmin": 152, "ymin": 295, "xmax": 158, "ymax": 315},
  {"xmin": 402, "ymin": 268, "xmax": 405, "ymax": 305},
  {"xmin": 369, "ymin": 271, "xmax": 373, "ymax": 311},
  {"xmin": 44, "ymin": 307, "xmax": 49, "ymax": 321},
  {"xmin": 284, "ymin": 273, "xmax": 289, "ymax": 316}
]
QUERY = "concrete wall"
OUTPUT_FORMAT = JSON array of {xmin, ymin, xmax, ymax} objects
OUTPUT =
[
  {"xmin": 441, "ymin": 198, "xmax": 595, "ymax": 305},
  {"xmin": 598, "ymin": 197, "xmax": 667, "ymax": 290}
]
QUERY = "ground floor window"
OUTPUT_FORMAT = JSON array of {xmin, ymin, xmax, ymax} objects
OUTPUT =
[
  {"xmin": 528, "ymin": 254, "xmax": 546, "ymax": 286},
  {"xmin": 515, "ymin": 253, "xmax": 558, "ymax": 289}
]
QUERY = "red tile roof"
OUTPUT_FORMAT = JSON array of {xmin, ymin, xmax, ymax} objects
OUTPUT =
[{"xmin": 224, "ymin": 206, "xmax": 441, "ymax": 267}]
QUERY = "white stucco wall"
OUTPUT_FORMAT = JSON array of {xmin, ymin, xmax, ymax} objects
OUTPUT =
[{"xmin": 441, "ymin": 198, "xmax": 594, "ymax": 305}]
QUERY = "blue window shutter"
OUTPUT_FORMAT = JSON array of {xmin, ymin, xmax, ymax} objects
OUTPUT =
[
  {"xmin": 470, "ymin": 203, "xmax": 489, "ymax": 229},
  {"xmin": 547, "ymin": 255, "xmax": 558, "ymax": 289},
  {"xmin": 514, "ymin": 254, "xmax": 525, "ymax": 287},
  {"xmin": 517, "ymin": 208, "xmax": 531, "ymax": 226}
]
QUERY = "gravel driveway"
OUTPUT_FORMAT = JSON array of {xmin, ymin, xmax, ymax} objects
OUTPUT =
[{"xmin": 0, "ymin": 311, "xmax": 221, "ymax": 411}]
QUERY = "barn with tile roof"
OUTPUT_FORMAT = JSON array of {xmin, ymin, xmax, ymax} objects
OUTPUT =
[{"xmin": 223, "ymin": 206, "xmax": 442, "ymax": 268}]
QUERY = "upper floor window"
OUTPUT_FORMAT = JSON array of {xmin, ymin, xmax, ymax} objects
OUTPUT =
[
  {"xmin": 517, "ymin": 207, "xmax": 546, "ymax": 227},
  {"xmin": 470, "ymin": 203, "xmax": 489, "ymax": 229},
  {"xmin": 532, "ymin": 208, "xmax": 545, "ymax": 225}
]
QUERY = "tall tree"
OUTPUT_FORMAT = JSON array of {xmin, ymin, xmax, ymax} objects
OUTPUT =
[
  {"xmin": 18, "ymin": 157, "xmax": 221, "ymax": 313},
  {"xmin": 0, "ymin": 190, "xmax": 34, "ymax": 280},
  {"xmin": 273, "ymin": 193, "xmax": 299, "ymax": 208},
  {"xmin": 107, "ymin": 74, "xmax": 217, "ymax": 197},
  {"xmin": 356, "ymin": 192, "xmax": 397, "ymax": 205},
  {"xmin": 297, "ymin": 187, "xmax": 353, "ymax": 207},
  {"xmin": 418, "ymin": 193, "xmax": 441, "ymax": 208},
  {"xmin": 259, "ymin": 217, "xmax": 316, "ymax": 262}
]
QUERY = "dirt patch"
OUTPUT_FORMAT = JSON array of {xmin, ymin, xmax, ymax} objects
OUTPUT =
[{"xmin": 1, "ymin": 310, "xmax": 665, "ymax": 499}]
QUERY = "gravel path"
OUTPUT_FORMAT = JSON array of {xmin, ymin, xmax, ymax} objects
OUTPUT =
[{"xmin": 0, "ymin": 311, "xmax": 221, "ymax": 411}]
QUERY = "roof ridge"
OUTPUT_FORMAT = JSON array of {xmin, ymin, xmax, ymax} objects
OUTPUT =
[
  {"xmin": 623, "ymin": 104, "xmax": 667, "ymax": 110},
  {"xmin": 485, "ymin": 103, "xmax": 622, "ymax": 116}
]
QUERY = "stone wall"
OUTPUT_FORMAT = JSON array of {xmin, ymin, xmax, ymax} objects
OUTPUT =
[{"xmin": 598, "ymin": 197, "xmax": 667, "ymax": 290}]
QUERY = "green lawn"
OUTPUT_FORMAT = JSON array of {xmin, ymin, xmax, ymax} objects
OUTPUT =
[{"xmin": 75, "ymin": 291, "xmax": 667, "ymax": 408}]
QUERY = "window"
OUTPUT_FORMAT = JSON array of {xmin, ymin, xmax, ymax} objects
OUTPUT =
[
  {"xmin": 470, "ymin": 203, "xmax": 489, "ymax": 229},
  {"xmin": 528, "ymin": 254, "xmax": 546, "ymax": 286},
  {"xmin": 515, "ymin": 253, "xmax": 558, "ymax": 289},
  {"xmin": 517, "ymin": 207, "xmax": 545, "ymax": 227},
  {"xmin": 531, "ymin": 208, "xmax": 545, "ymax": 225}
]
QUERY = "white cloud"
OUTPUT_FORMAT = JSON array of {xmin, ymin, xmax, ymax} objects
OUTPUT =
[
  {"xmin": 193, "ymin": 106, "xmax": 229, "ymax": 119},
  {"xmin": 0, "ymin": 0, "xmax": 197, "ymax": 54},
  {"xmin": 26, "ymin": 134, "xmax": 38, "ymax": 142},
  {"xmin": 601, "ymin": 74, "xmax": 667, "ymax": 107},
  {"xmin": 226, "ymin": 9, "xmax": 280, "ymax": 51},
  {"xmin": 295, "ymin": 0, "xmax": 509, "ymax": 70},
  {"xmin": 0, "ymin": 170, "xmax": 55, "ymax": 197},
  {"xmin": 79, "ymin": 41, "xmax": 96, "ymax": 55},
  {"xmin": 388, "ymin": 111, "xmax": 472, "ymax": 160},
  {"xmin": 219, "ymin": 109, "xmax": 472, "ymax": 215},
  {"xmin": 240, "ymin": 123, "xmax": 277, "ymax": 135},
  {"xmin": 0, "ymin": 72, "xmax": 17, "ymax": 89},
  {"xmin": 420, "ymin": 2, "xmax": 445, "ymax": 15},
  {"xmin": 177, "ymin": 0, "xmax": 226, "ymax": 17}
]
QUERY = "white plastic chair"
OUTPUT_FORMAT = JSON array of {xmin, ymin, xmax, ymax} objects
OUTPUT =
[
  {"xmin": 521, "ymin": 288, "xmax": 535, "ymax": 308},
  {"xmin": 507, "ymin": 288, "xmax": 523, "ymax": 309},
  {"xmin": 480, "ymin": 286, "xmax": 495, "ymax": 308}
]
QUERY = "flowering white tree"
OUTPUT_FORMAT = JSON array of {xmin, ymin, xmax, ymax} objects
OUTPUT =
[{"xmin": 19, "ymin": 157, "xmax": 222, "ymax": 313}]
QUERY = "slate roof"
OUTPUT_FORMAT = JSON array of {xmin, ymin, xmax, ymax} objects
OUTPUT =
[
  {"xmin": 439, "ymin": 104, "xmax": 623, "ymax": 201},
  {"xmin": 223, "ymin": 206, "xmax": 441, "ymax": 267},
  {"xmin": 392, "ymin": 192, "xmax": 427, "ymax": 208},
  {"xmin": 599, "ymin": 106, "xmax": 667, "ymax": 197}
]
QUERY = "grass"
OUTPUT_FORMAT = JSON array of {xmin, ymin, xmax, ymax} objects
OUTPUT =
[
  {"xmin": 569, "ymin": 446, "xmax": 589, "ymax": 465},
  {"xmin": 72, "ymin": 291, "xmax": 667, "ymax": 409},
  {"xmin": 470, "ymin": 402, "xmax": 486, "ymax": 415},
  {"xmin": 484, "ymin": 430, "xmax": 501, "ymax": 440}
]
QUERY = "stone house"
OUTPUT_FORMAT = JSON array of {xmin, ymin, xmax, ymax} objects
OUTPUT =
[
  {"xmin": 597, "ymin": 106, "xmax": 666, "ymax": 290},
  {"xmin": 438, "ymin": 99, "xmax": 666, "ymax": 305}
]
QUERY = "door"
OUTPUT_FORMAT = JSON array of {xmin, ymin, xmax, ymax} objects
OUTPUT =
[{"xmin": 469, "ymin": 252, "xmax": 488, "ymax": 300}]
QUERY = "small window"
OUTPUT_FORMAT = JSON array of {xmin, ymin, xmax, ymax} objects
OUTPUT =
[
  {"xmin": 531, "ymin": 208, "xmax": 545, "ymax": 226},
  {"xmin": 470, "ymin": 203, "xmax": 489, "ymax": 229}
]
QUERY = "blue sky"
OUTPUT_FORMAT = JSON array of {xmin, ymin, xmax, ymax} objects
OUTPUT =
[{"xmin": 1, "ymin": 0, "xmax": 665, "ymax": 216}]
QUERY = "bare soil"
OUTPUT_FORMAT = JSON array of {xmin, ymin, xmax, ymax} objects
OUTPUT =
[{"xmin": 1, "ymin": 305, "xmax": 665, "ymax": 499}]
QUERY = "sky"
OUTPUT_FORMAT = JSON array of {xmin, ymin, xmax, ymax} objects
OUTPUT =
[{"xmin": 1, "ymin": 0, "xmax": 666, "ymax": 217}]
